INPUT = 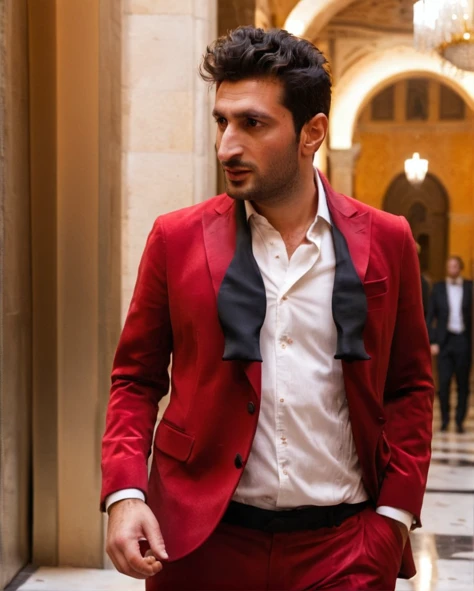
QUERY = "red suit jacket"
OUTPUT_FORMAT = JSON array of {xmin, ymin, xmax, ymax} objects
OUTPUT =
[{"xmin": 101, "ymin": 175, "xmax": 434, "ymax": 579}]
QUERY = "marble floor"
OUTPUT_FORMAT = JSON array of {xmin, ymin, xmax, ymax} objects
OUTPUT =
[{"xmin": 6, "ymin": 406, "xmax": 474, "ymax": 591}]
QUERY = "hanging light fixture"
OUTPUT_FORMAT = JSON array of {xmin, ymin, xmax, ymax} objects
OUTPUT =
[
  {"xmin": 414, "ymin": 0, "xmax": 474, "ymax": 71},
  {"xmin": 405, "ymin": 152, "xmax": 429, "ymax": 184}
]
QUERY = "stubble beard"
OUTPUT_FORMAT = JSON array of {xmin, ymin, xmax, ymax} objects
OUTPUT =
[{"xmin": 224, "ymin": 148, "xmax": 300, "ymax": 206}]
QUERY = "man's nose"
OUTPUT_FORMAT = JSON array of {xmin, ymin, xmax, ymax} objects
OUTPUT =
[{"xmin": 217, "ymin": 126, "xmax": 243, "ymax": 163}]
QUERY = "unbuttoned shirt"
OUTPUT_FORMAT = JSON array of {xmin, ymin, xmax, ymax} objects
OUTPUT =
[
  {"xmin": 232, "ymin": 184, "xmax": 367, "ymax": 508},
  {"xmin": 446, "ymin": 277, "xmax": 465, "ymax": 334},
  {"xmin": 105, "ymin": 173, "xmax": 413, "ymax": 530}
]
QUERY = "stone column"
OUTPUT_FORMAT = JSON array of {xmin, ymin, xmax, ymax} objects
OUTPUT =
[
  {"xmin": 327, "ymin": 144, "xmax": 361, "ymax": 196},
  {"xmin": 122, "ymin": 0, "xmax": 217, "ymax": 317},
  {"xmin": 0, "ymin": 0, "xmax": 32, "ymax": 584}
]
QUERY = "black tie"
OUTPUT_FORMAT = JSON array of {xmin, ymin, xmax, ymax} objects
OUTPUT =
[{"xmin": 217, "ymin": 200, "xmax": 370, "ymax": 363}]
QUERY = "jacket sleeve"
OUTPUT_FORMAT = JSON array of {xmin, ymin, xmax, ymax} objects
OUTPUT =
[
  {"xmin": 426, "ymin": 284, "xmax": 439, "ymax": 344},
  {"xmin": 377, "ymin": 217, "xmax": 434, "ymax": 528},
  {"xmin": 100, "ymin": 217, "xmax": 172, "ymax": 510}
]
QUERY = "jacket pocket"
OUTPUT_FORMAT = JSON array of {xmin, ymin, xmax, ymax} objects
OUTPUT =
[
  {"xmin": 154, "ymin": 420, "xmax": 195, "ymax": 462},
  {"xmin": 364, "ymin": 277, "xmax": 388, "ymax": 298},
  {"xmin": 365, "ymin": 277, "xmax": 388, "ymax": 310}
]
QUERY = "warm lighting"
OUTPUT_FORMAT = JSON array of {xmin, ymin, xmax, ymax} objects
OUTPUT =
[
  {"xmin": 405, "ymin": 152, "xmax": 429, "ymax": 184},
  {"xmin": 414, "ymin": 0, "xmax": 474, "ymax": 71},
  {"xmin": 417, "ymin": 552, "xmax": 434, "ymax": 591},
  {"xmin": 285, "ymin": 18, "xmax": 306, "ymax": 37}
]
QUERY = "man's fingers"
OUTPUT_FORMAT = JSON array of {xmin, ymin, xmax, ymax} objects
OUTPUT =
[
  {"xmin": 143, "ymin": 520, "xmax": 169, "ymax": 561},
  {"xmin": 108, "ymin": 549, "xmax": 150, "ymax": 580},
  {"xmin": 123, "ymin": 543, "xmax": 163, "ymax": 577}
]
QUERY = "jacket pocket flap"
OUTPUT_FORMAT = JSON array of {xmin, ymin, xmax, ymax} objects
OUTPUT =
[
  {"xmin": 364, "ymin": 277, "xmax": 388, "ymax": 298},
  {"xmin": 155, "ymin": 421, "xmax": 194, "ymax": 462}
]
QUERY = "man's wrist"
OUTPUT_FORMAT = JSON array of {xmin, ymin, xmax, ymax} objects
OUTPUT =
[{"xmin": 105, "ymin": 488, "xmax": 146, "ymax": 513}]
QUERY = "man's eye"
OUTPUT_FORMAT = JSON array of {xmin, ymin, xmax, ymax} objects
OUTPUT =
[
  {"xmin": 247, "ymin": 118, "xmax": 259, "ymax": 127},
  {"xmin": 216, "ymin": 117, "xmax": 227, "ymax": 126}
]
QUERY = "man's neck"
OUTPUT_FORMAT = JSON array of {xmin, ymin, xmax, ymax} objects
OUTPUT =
[{"xmin": 250, "ymin": 168, "xmax": 318, "ymax": 235}]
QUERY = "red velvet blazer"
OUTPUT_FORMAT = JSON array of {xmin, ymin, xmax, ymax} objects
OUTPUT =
[{"xmin": 101, "ymin": 176, "xmax": 434, "ymax": 579}]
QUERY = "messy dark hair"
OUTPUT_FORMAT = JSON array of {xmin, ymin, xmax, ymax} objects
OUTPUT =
[{"xmin": 200, "ymin": 26, "xmax": 332, "ymax": 137}]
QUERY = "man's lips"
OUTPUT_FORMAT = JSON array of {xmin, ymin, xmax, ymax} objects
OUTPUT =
[{"xmin": 224, "ymin": 168, "xmax": 251, "ymax": 180}]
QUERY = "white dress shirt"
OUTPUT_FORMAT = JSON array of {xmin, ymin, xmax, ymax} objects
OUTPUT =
[
  {"xmin": 106, "ymin": 173, "xmax": 413, "ymax": 531},
  {"xmin": 446, "ymin": 278, "xmax": 464, "ymax": 334}
]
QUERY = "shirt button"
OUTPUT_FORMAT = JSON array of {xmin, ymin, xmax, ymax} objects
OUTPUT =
[
  {"xmin": 282, "ymin": 295, "xmax": 288, "ymax": 301},
  {"xmin": 247, "ymin": 401, "xmax": 256, "ymax": 415},
  {"xmin": 275, "ymin": 255, "xmax": 280, "ymax": 259},
  {"xmin": 280, "ymin": 398, "xmax": 284, "ymax": 403},
  {"xmin": 281, "ymin": 343, "xmax": 286, "ymax": 349},
  {"xmin": 283, "ymin": 470, "xmax": 288, "ymax": 476}
]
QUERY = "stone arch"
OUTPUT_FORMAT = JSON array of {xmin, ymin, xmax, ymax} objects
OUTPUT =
[
  {"xmin": 383, "ymin": 172, "xmax": 449, "ymax": 281},
  {"xmin": 284, "ymin": 0, "xmax": 354, "ymax": 38},
  {"xmin": 330, "ymin": 46, "xmax": 474, "ymax": 149}
]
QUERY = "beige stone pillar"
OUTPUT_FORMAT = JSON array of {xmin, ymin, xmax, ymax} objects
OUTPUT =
[
  {"xmin": 28, "ymin": 0, "xmax": 59, "ymax": 567},
  {"xmin": 0, "ymin": 0, "xmax": 32, "ymax": 584},
  {"xmin": 122, "ymin": 0, "xmax": 217, "ymax": 316},
  {"xmin": 29, "ymin": 0, "xmax": 106, "ymax": 568},
  {"xmin": 328, "ymin": 144, "xmax": 361, "ymax": 196}
]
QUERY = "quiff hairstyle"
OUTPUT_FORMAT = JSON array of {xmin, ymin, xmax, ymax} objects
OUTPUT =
[{"xmin": 200, "ymin": 26, "xmax": 332, "ymax": 137}]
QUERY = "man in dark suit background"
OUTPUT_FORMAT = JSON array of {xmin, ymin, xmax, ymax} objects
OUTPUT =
[{"xmin": 427, "ymin": 256, "xmax": 472, "ymax": 433}]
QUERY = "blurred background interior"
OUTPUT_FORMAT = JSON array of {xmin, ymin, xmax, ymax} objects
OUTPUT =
[{"xmin": 1, "ymin": 1, "xmax": 473, "ymax": 590}]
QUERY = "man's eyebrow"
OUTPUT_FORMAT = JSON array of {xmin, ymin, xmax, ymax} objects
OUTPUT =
[{"xmin": 212, "ymin": 108, "xmax": 275, "ymax": 121}]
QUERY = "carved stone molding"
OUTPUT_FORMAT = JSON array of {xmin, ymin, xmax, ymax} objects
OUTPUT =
[{"xmin": 327, "ymin": 144, "xmax": 361, "ymax": 196}]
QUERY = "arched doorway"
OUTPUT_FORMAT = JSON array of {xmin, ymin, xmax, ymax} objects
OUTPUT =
[{"xmin": 383, "ymin": 173, "xmax": 449, "ymax": 282}]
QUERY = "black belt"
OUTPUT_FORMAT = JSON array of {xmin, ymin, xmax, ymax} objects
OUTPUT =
[{"xmin": 222, "ymin": 500, "xmax": 369, "ymax": 533}]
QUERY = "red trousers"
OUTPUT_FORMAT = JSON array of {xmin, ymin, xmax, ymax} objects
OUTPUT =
[{"xmin": 146, "ymin": 507, "xmax": 405, "ymax": 591}]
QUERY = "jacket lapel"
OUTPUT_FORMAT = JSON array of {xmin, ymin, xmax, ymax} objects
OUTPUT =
[
  {"xmin": 202, "ymin": 198, "xmax": 262, "ymax": 397},
  {"xmin": 322, "ymin": 174, "xmax": 371, "ymax": 284},
  {"xmin": 202, "ymin": 199, "xmax": 235, "ymax": 301}
]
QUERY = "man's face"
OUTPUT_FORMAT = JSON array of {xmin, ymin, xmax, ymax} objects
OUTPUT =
[
  {"xmin": 213, "ymin": 78, "xmax": 301, "ymax": 203},
  {"xmin": 447, "ymin": 258, "xmax": 462, "ymax": 279}
]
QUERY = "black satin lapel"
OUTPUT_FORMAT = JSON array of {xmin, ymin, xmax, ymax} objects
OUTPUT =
[
  {"xmin": 217, "ymin": 200, "xmax": 267, "ymax": 362},
  {"xmin": 331, "ymin": 224, "xmax": 371, "ymax": 362}
]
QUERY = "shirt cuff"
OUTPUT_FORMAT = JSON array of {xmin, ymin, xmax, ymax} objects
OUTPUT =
[
  {"xmin": 376, "ymin": 505, "xmax": 414, "ymax": 531},
  {"xmin": 105, "ymin": 489, "xmax": 145, "ymax": 513}
]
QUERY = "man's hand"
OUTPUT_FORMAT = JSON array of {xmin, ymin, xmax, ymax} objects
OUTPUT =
[
  {"xmin": 430, "ymin": 344, "xmax": 440, "ymax": 356},
  {"xmin": 106, "ymin": 498, "xmax": 168, "ymax": 579}
]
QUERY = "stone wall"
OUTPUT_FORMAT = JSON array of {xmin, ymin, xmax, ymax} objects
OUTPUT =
[
  {"xmin": 121, "ymin": 0, "xmax": 217, "ymax": 318},
  {"xmin": 354, "ymin": 79, "xmax": 474, "ymax": 279}
]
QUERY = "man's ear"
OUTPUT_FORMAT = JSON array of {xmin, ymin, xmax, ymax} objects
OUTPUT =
[{"xmin": 300, "ymin": 113, "xmax": 328, "ymax": 157}]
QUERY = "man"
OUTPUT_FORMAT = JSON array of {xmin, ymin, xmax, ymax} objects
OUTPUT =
[
  {"xmin": 102, "ymin": 27, "xmax": 433, "ymax": 590},
  {"xmin": 427, "ymin": 256, "xmax": 472, "ymax": 433}
]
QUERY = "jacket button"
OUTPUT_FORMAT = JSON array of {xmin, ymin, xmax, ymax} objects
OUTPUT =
[
  {"xmin": 234, "ymin": 453, "xmax": 244, "ymax": 469},
  {"xmin": 247, "ymin": 402, "xmax": 256, "ymax": 414},
  {"xmin": 378, "ymin": 416, "xmax": 385, "ymax": 423}
]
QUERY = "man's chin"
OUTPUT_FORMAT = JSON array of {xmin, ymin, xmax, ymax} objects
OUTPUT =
[{"xmin": 225, "ymin": 182, "xmax": 253, "ymax": 201}]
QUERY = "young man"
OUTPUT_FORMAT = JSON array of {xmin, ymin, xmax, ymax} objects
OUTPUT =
[
  {"xmin": 427, "ymin": 256, "xmax": 472, "ymax": 433},
  {"xmin": 101, "ymin": 27, "xmax": 433, "ymax": 590}
]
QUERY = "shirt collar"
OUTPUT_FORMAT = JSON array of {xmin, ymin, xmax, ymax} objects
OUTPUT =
[
  {"xmin": 244, "ymin": 170, "xmax": 332, "ymax": 228},
  {"xmin": 447, "ymin": 277, "xmax": 463, "ymax": 286}
]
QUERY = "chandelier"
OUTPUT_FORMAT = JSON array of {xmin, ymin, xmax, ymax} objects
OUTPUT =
[
  {"xmin": 414, "ymin": 0, "xmax": 474, "ymax": 71},
  {"xmin": 405, "ymin": 153, "xmax": 429, "ymax": 184}
]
